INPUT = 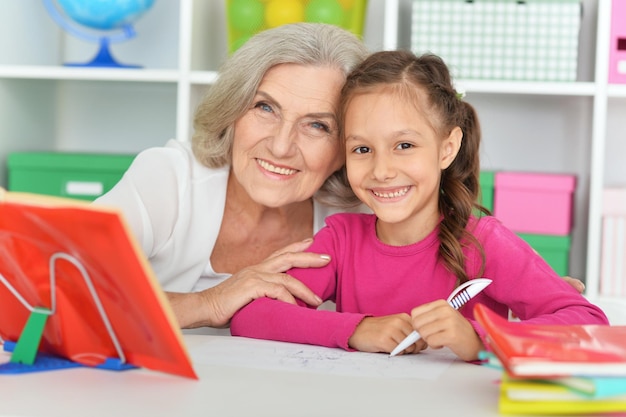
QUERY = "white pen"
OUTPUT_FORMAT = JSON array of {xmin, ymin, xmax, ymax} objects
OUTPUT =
[{"xmin": 389, "ymin": 278, "xmax": 492, "ymax": 357}]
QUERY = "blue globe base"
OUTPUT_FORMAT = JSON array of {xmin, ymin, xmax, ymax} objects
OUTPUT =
[{"xmin": 64, "ymin": 39, "xmax": 141, "ymax": 69}]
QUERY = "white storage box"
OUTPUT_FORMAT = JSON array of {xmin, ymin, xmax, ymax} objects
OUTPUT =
[
  {"xmin": 411, "ymin": 0, "xmax": 582, "ymax": 81},
  {"xmin": 600, "ymin": 188, "xmax": 626, "ymax": 297}
]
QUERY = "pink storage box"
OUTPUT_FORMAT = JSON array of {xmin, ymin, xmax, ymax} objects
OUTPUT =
[
  {"xmin": 600, "ymin": 188, "xmax": 626, "ymax": 297},
  {"xmin": 609, "ymin": 0, "xmax": 626, "ymax": 83},
  {"xmin": 494, "ymin": 172, "xmax": 576, "ymax": 235}
]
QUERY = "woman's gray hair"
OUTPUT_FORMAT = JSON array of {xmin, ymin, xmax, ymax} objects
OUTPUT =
[{"xmin": 191, "ymin": 23, "xmax": 368, "ymax": 208}]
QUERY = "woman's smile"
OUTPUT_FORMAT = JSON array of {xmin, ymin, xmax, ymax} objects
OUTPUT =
[{"xmin": 256, "ymin": 158, "xmax": 299, "ymax": 176}]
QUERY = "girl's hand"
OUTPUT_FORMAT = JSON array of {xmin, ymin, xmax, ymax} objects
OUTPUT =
[
  {"xmin": 410, "ymin": 300, "xmax": 484, "ymax": 361},
  {"xmin": 348, "ymin": 314, "xmax": 427, "ymax": 354},
  {"xmin": 168, "ymin": 238, "xmax": 329, "ymax": 329}
]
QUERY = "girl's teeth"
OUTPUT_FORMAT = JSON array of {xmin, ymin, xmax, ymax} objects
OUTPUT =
[{"xmin": 373, "ymin": 187, "xmax": 410, "ymax": 198}]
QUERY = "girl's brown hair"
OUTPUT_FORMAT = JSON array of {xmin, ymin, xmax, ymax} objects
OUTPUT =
[{"xmin": 339, "ymin": 50, "xmax": 490, "ymax": 283}]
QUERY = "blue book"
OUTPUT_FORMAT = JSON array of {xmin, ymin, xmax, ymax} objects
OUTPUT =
[
  {"xmin": 479, "ymin": 351, "xmax": 626, "ymax": 399},
  {"xmin": 549, "ymin": 376, "xmax": 626, "ymax": 399}
]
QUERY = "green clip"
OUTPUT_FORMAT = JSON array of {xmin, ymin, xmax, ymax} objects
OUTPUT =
[{"xmin": 10, "ymin": 307, "xmax": 51, "ymax": 366}]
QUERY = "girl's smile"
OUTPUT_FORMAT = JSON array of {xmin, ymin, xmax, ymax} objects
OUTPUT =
[{"xmin": 369, "ymin": 185, "xmax": 412, "ymax": 201}]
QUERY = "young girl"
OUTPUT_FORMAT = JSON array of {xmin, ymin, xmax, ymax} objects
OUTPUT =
[{"xmin": 230, "ymin": 50, "xmax": 608, "ymax": 361}]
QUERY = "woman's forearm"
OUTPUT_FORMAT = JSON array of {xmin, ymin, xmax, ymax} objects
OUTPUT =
[{"xmin": 166, "ymin": 290, "xmax": 221, "ymax": 329}]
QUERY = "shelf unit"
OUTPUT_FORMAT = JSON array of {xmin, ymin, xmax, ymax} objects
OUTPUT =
[
  {"xmin": 0, "ymin": 0, "xmax": 624, "ymax": 319},
  {"xmin": 385, "ymin": 0, "xmax": 626, "ymax": 318},
  {"xmin": 0, "ymin": 0, "xmax": 388, "ymax": 179},
  {"xmin": 387, "ymin": 0, "xmax": 626, "ymax": 320},
  {"xmin": 0, "ymin": 1, "xmax": 223, "ymax": 157}
]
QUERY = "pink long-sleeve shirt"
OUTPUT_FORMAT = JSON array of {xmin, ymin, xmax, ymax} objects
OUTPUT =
[{"xmin": 230, "ymin": 213, "xmax": 608, "ymax": 350}]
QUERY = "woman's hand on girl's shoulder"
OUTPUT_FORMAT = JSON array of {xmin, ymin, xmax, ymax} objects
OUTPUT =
[
  {"xmin": 562, "ymin": 275, "xmax": 585, "ymax": 293},
  {"xmin": 169, "ymin": 238, "xmax": 331, "ymax": 329}
]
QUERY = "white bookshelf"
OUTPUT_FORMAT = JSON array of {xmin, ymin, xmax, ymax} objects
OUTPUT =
[
  {"xmin": 389, "ymin": 0, "xmax": 626, "ymax": 320},
  {"xmin": 0, "ymin": 0, "xmax": 624, "ymax": 320},
  {"xmin": 0, "ymin": 0, "xmax": 387, "ymax": 167}
]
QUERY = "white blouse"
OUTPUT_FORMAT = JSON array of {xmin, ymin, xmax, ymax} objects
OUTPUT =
[{"xmin": 95, "ymin": 139, "xmax": 344, "ymax": 293}]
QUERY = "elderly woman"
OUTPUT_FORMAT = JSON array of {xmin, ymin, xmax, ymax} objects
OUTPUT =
[{"xmin": 95, "ymin": 23, "xmax": 368, "ymax": 329}]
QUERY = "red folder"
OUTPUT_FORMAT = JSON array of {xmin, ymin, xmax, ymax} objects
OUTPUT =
[
  {"xmin": 474, "ymin": 303, "xmax": 626, "ymax": 378},
  {"xmin": 0, "ymin": 189, "xmax": 197, "ymax": 379}
]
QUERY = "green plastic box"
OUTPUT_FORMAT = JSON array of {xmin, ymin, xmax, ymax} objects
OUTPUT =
[
  {"xmin": 8, "ymin": 152, "xmax": 135, "ymax": 201},
  {"xmin": 226, "ymin": 0, "xmax": 369, "ymax": 53},
  {"xmin": 517, "ymin": 233, "xmax": 571, "ymax": 276},
  {"xmin": 479, "ymin": 171, "xmax": 495, "ymax": 213}
]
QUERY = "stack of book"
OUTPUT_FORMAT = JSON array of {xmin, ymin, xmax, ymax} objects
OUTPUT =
[{"xmin": 474, "ymin": 304, "xmax": 626, "ymax": 415}]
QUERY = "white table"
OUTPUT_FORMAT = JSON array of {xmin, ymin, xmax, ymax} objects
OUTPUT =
[{"xmin": 0, "ymin": 335, "xmax": 506, "ymax": 417}]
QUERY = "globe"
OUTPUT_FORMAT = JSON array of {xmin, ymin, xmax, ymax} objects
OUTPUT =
[{"xmin": 42, "ymin": 0, "xmax": 156, "ymax": 68}]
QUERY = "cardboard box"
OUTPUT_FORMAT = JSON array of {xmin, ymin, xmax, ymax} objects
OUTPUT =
[
  {"xmin": 226, "ymin": 0, "xmax": 368, "ymax": 53},
  {"xmin": 609, "ymin": 0, "xmax": 626, "ymax": 83},
  {"xmin": 411, "ymin": 0, "xmax": 581, "ymax": 81},
  {"xmin": 494, "ymin": 172, "xmax": 576, "ymax": 235},
  {"xmin": 518, "ymin": 233, "xmax": 571, "ymax": 276},
  {"xmin": 8, "ymin": 152, "xmax": 134, "ymax": 201}
]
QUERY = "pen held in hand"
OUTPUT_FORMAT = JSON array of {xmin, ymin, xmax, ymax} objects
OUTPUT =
[{"xmin": 389, "ymin": 278, "xmax": 492, "ymax": 357}]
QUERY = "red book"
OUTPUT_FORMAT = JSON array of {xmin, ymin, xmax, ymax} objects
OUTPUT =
[
  {"xmin": 0, "ymin": 189, "xmax": 197, "ymax": 379},
  {"xmin": 474, "ymin": 303, "xmax": 626, "ymax": 378}
]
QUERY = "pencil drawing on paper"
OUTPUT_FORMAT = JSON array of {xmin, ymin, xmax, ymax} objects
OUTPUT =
[{"xmin": 190, "ymin": 337, "xmax": 456, "ymax": 380}]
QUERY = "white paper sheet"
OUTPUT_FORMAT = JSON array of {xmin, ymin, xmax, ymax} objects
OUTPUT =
[{"xmin": 190, "ymin": 337, "xmax": 457, "ymax": 380}]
